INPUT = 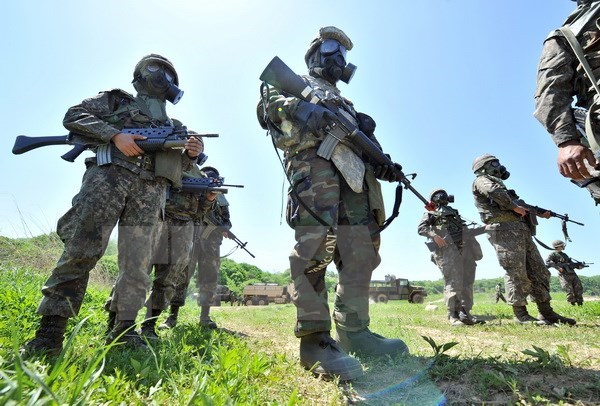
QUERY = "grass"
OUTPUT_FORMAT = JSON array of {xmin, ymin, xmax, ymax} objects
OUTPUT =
[{"xmin": 1, "ymin": 264, "xmax": 599, "ymax": 404}]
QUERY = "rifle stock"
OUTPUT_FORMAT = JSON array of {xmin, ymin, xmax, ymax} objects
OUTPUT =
[{"xmin": 260, "ymin": 56, "xmax": 432, "ymax": 208}]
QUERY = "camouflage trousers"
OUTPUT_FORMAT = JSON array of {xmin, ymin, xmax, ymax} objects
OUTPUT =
[
  {"xmin": 38, "ymin": 163, "xmax": 166, "ymax": 320},
  {"xmin": 146, "ymin": 216, "xmax": 195, "ymax": 310},
  {"xmin": 171, "ymin": 225, "xmax": 223, "ymax": 307},
  {"xmin": 558, "ymin": 273, "xmax": 584, "ymax": 304},
  {"xmin": 487, "ymin": 228, "xmax": 551, "ymax": 306},
  {"xmin": 286, "ymin": 150, "xmax": 381, "ymax": 337},
  {"xmin": 432, "ymin": 243, "xmax": 477, "ymax": 315}
]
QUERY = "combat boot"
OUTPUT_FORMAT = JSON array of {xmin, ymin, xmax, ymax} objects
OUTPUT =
[
  {"xmin": 300, "ymin": 331, "xmax": 363, "ymax": 381},
  {"xmin": 159, "ymin": 306, "xmax": 179, "ymax": 330},
  {"xmin": 447, "ymin": 310, "xmax": 466, "ymax": 326},
  {"xmin": 459, "ymin": 310, "xmax": 486, "ymax": 325},
  {"xmin": 140, "ymin": 319, "xmax": 159, "ymax": 341},
  {"xmin": 106, "ymin": 321, "xmax": 149, "ymax": 350},
  {"xmin": 105, "ymin": 311, "xmax": 116, "ymax": 337},
  {"xmin": 199, "ymin": 317, "xmax": 218, "ymax": 329},
  {"xmin": 512, "ymin": 305, "xmax": 548, "ymax": 325},
  {"xmin": 22, "ymin": 315, "xmax": 68, "ymax": 357},
  {"xmin": 335, "ymin": 328, "xmax": 409, "ymax": 358},
  {"xmin": 536, "ymin": 301, "xmax": 576, "ymax": 326}
]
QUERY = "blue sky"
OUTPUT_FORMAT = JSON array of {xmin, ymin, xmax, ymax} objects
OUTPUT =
[{"xmin": 2, "ymin": 0, "xmax": 598, "ymax": 281}]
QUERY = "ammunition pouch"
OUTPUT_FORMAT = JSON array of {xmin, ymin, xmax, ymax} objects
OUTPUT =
[{"xmin": 109, "ymin": 145, "xmax": 155, "ymax": 171}]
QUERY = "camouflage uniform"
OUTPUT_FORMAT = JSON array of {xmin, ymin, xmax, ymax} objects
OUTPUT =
[
  {"xmin": 472, "ymin": 174, "xmax": 551, "ymax": 306},
  {"xmin": 545, "ymin": 251, "xmax": 584, "ymax": 305},
  {"xmin": 418, "ymin": 205, "xmax": 482, "ymax": 321},
  {"xmin": 495, "ymin": 283, "xmax": 507, "ymax": 303},
  {"xmin": 534, "ymin": 2, "xmax": 600, "ymax": 202},
  {"xmin": 147, "ymin": 165, "xmax": 213, "ymax": 311},
  {"xmin": 38, "ymin": 89, "xmax": 195, "ymax": 321},
  {"xmin": 260, "ymin": 74, "xmax": 386, "ymax": 336},
  {"xmin": 171, "ymin": 194, "xmax": 231, "ymax": 308}
]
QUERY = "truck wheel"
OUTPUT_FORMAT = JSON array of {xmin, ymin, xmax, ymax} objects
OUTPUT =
[
  {"xmin": 258, "ymin": 299, "xmax": 268, "ymax": 306},
  {"xmin": 377, "ymin": 294, "xmax": 388, "ymax": 304},
  {"xmin": 411, "ymin": 293, "xmax": 424, "ymax": 304},
  {"xmin": 246, "ymin": 299, "xmax": 254, "ymax": 306}
]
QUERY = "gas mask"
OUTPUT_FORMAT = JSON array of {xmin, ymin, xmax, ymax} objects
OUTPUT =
[
  {"xmin": 134, "ymin": 63, "xmax": 184, "ymax": 104},
  {"xmin": 310, "ymin": 39, "xmax": 357, "ymax": 84},
  {"xmin": 432, "ymin": 191, "xmax": 455, "ymax": 207},
  {"xmin": 485, "ymin": 160, "xmax": 510, "ymax": 180}
]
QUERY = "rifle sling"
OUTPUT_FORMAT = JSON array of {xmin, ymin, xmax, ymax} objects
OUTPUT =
[{"xmin": 534, "ymin": 236, "xmax": 555, "ymax": 251}]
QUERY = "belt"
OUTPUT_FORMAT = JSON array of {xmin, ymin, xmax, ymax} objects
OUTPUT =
[{"xmin": 110, "ymin": 146, "xmax": 155, "ymax": 171}]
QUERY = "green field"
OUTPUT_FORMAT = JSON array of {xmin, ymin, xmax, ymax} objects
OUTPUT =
[{"xmin": 1, "ymin": 264, "xmax": 599, "ymax": 405}]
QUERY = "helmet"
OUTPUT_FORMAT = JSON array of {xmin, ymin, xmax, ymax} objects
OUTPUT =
[
  {"xmin": 133, "ymin": 54, "xmax": 178, "ymax": 86},
  {"xmin": 305, "ymin": 26, "xmax": 353, "ymax": 66},
  {"xmin": 552, "ymin": 240, "xmax": 566, "ymax": 248},
  {"xmin": 472, "ymin": 154, "xmax": 498, "ymax": 173},
  {"xmin": 201, "ymin": 166, "xmax": 219, "ymax": 178},
  {"xmin": 429, "ymin": 188, "xmax": 447, "ymax": 201}
]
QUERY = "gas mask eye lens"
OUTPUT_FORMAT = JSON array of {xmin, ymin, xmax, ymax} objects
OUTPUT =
[
  {"xmin": 489, "ymin": 161, "xmax": 500, "ymax": 168},
  {"xmin": 165, "ymin": 70, "xmax": 174, "ymax": 83},
  {"xmin": 146, "ymin": 63, "xmax": 160, "ymax": 73},
  {"xmin": 320, "ymin": 39, "xmax": 347, "ymax": 58}
]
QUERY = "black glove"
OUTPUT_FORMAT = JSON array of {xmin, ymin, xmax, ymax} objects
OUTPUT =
[
  {"xmin": 293, "ymin": 101, "xmax": 333, "ymax": 133},
  {"xmin": 374, "ymin": 157, "xmax": 403, "ymax": 182},
  {"xmin": 356, "ymin": 112, "xmax": 376, "ymax": 136}
]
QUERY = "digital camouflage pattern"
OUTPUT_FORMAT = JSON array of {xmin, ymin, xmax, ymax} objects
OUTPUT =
[
  {"xmin": 38, "ymin": 164, "xmax": 167, "ymax": 319},
  {"xmin": 534, "ymin": 4, "xmax": 600, "ymax": 202},
  {"xmin": 37, "ymin": 88, "xmax": 194, "ymax": 322},
  {"xmin": 546, "ymin": 251, "xmax": 585, "ymax": 304},
  {"xmin": 170, "ymin": 195, "xmax": 231, "ymax": 307},
  {"xmin": 417, "ymin": 205, "xmax": 481, "ymax": 318},
  {"xmin": 473, "ymin": 175, "xmax": 551, "ymax": 306}
]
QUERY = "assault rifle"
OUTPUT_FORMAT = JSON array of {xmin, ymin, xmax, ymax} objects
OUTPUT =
[
  {"xmin": 259, "ymin": 56, "xmax": 435, "ymax": 219},
  {"xmin": 547, "ymin": 260, "xmax": 593, "ymax": 271},
  {"xmin": 178, "ymin": 176, "xmax": 244, "ymax": 195},
  {"xmin": 225, "ymin": 230, "xmax": 255, "ymax": 258},
  {"xmin": 511, "ymin": 197, "xmax": 583, "ymax": 241},
  {"xmin": 424, "ymin": 225, "xmax": 486, "ymax": 252},
  {"xmin": 12, "ymin": 127, "xmax": 218, "ymax": 163}
]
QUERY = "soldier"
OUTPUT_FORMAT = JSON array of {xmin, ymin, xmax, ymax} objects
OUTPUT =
[
  {"xmin": 495, "ymin": 282, "xmax": 507, "ymax": 303},
  {"xmin": 472, "ymin": 154, "xmax": 576, "ymax": 325},
  {"xmin": 545, "ymin": 240, "xmax": 585, "ymax": 306},
  {"xmin": 160, "ymin": 166, "xmax": 231, "ymax": 330},
  {"xmin": 257, "ymin": 26, "xmax": 408, "ymax": 381},
  {"xmin": 534, "ymin": 0, "xmax": 600, "ymax": 203},
  {"xmin": 23, "ymin": 54, "xmax": 203, "ymax": 355},
  {"xmin": 418, "ymin": 189, "xmax": 484, "ymax": 326},
  {"xmin": 130, "ymin": 164, "xmax": 217, "ymax": 340}
]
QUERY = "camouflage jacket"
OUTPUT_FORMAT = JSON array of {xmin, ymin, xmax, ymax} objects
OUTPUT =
[
  {"xmin": 63, "ymin": 88, "xmax": 195, "ymax": 182},
  {"xmin": 472, "ymin": 174, "xmax": 526, "ymax": 230},
  {"xmin": 546, "ymin": 251, "xmax": 578, "ymax": 274},
  {"xmin": 417, "ymin": 205, "xmax": 465, "ymax": 242},
  {"xmin": 534, "ymin": 5, "xmax": 600, "ymax": 146}
]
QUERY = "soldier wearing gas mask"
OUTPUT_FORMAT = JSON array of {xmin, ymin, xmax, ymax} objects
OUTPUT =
[
  {"xmin": 418, "ymin": 189, "xmax": 484, "ymax": 326},
  {"xmin": 23, "ymin": 54, "xmax": 203, "ymax": 356},
  {"xmin": 534, "ymin": 0, "xmax": 600, "ymax": 204},
  {"xmin": 257, "ymin": 26, "xmax": 407, "ymax": 381},
  {"xmin": 472, "ymin": 154, "xmax": 576, "ymax": 325}
]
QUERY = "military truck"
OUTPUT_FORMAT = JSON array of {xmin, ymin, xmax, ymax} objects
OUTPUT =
[
  {"xmin": 369, "ymin": 277, "xmax": 427, "ymax": 304},
  {"xmin": 242, "ymin": 283, "xmax": 293, "ymax": 306},
  {"xmin": 210, "ymin": 285, "xmax": 236, "ymax": 306}
]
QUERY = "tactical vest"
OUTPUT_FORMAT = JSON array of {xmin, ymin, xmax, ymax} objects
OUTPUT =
[
  {"xmin": 472, "ymin": 175, "xmax": 522, "ymax": 226},
  {"xmin": 430, "ymin": 206, "xmax": 464, "ymax": 242}
]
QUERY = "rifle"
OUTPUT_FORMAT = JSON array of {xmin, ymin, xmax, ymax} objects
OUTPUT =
[
  {"xmin": 12, "ymin": 127, "xmax": 218, "ymax": 163},
  {"xmin": 178, "ymin": 176, "xmax": 244, "ymax": 195},
  {"xmin": 424, "ymin": 225, "xmax": 486, "ymax": 252},
  {"xmin": 548, "ymin": 260, "xmax": 592, "ymax": 272},
  {"xmin": 259, "ymin": 56, "xmax": 435, "ymax": 221},
  {"xmin": 225, "ymin": 230, "xmax": 255, "ymax": 258},
  {"xmin": 512, "ymin": 197, "xmax": 583, "ymax": 242}
]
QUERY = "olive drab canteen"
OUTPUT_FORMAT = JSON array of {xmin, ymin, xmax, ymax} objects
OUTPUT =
[
  {"xmin": 552, "ymin": 240, "xmax": 566, "ymax": 248},
  {"xmin": 133, "ymin": 54, "xmax": 179, "ymax": 86},
  {"xmin": 304, "ymin": 26, "xmax": 354, "ymax": 66},
  {"xmin": 472, "ymin": 154, "xmax": 498, "ymax": 173}
]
